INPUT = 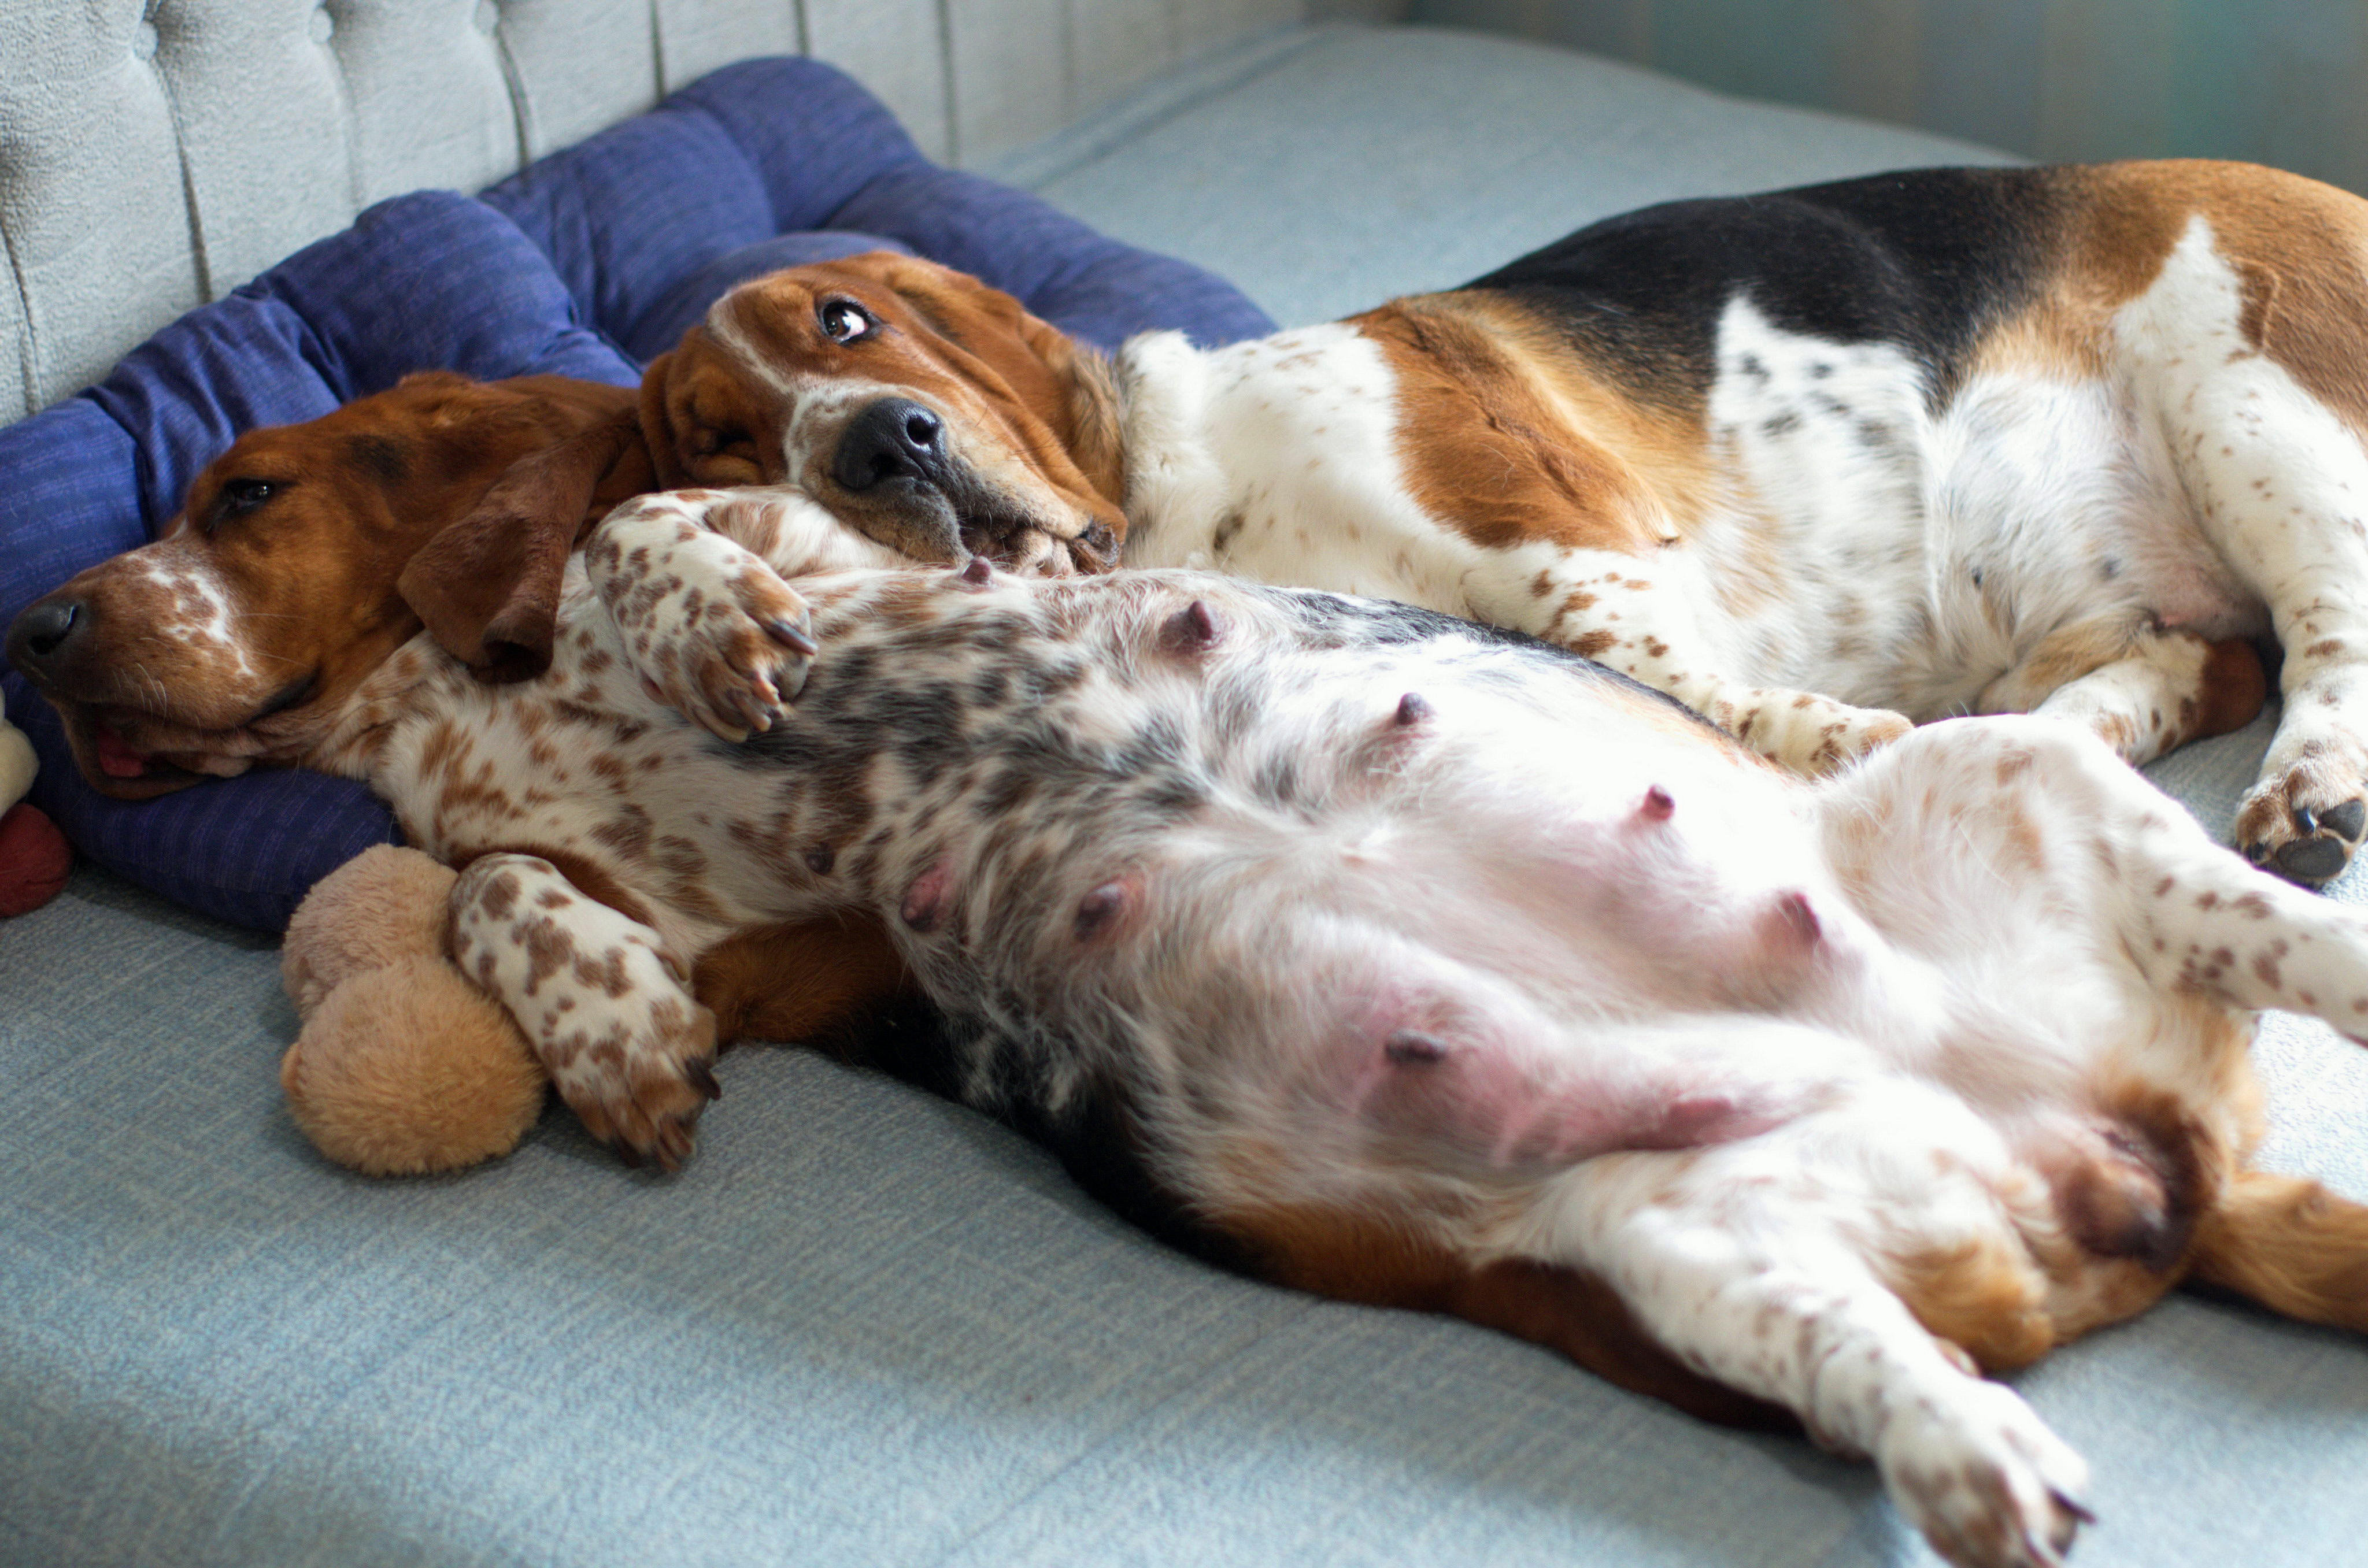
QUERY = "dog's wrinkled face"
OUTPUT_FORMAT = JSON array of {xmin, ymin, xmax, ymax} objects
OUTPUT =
[
  {"xmin": 642, "ymin": 254, "xmax": 1125, "ymax": 577},
  {"xmin": 4, "ymin": 373, "xmax": 634, "ymax": 796}
]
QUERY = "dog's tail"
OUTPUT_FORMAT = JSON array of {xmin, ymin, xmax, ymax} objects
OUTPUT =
[{"xmin": 2188, "ymin": 1167, "xmax": 2368, "ymax": 1332}]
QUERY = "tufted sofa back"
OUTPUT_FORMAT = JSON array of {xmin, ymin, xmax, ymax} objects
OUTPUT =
[{"xmin": 0, "ymin": 0, "xmax": 1314, "ymax": 427}]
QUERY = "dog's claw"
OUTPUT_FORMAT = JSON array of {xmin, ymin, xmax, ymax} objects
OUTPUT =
[{"xmin": 766, "ymin": 615, "xmax": 819, "ymax": 656}]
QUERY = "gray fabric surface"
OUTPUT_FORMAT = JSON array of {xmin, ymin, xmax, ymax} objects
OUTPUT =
[
  {"xmin": 6, "ymin": 21, "xmax": 2367, "ymax": 1568},
  {"xmin": 1016, "ymin": 23, "xmax": 2018, "ymax": 328}
]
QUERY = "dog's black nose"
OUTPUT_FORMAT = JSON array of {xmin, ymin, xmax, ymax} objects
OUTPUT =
[
  {"xmin": 834, "ymin": 399, "xmax": 949, "ymax": 492},
  {"xmin": 6, "ymin": 597, "xmax": 84, "ymax": 674}
]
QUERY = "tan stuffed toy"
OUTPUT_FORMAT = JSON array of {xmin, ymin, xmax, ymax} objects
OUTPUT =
[{"xmin": 279, "ymin": 844, "xmax": 549, "ymax": 1176}]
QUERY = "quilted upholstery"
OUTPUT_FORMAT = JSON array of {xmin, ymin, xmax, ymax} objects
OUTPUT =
[
  {"xmin": 0, "ymin": 0, "xmax": 1318, "ymax": 428},
  {"xmin": 0, "ymin": 55, "xmax": 1276, "ymax": 932}
]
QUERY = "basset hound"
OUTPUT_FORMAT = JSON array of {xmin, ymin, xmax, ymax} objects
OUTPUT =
[
  {"xmin": 12, "ymin": 373, "xmax": 2368, "ymax": 1568},
  {"xmin": 630, "ymin": 160, "xmax": 2368, "ymax": 883}
]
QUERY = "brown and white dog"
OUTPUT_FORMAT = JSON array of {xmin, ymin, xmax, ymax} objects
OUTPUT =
[
  {"xmin": 628, "ymin": 160, "xmax": 2368, "ymax": 882},
  {"xmin": 11, "ymin": 375, "xmax": 2368, "ymax": 1568},
  {"xmin": 2, "ymin": 373, "xmax": 915, "ymax": 1063}
]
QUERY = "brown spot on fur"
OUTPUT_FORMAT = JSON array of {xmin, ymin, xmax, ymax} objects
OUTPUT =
[
  {"xmin": 519, "ymin": 914, "xmax": 577, "ymax": 996},
  {"xmin": 2066, "ymin": 162, "xmax": 2368, "ymax": 443},
  {"xmin": 477, "ymin": 870, "xmax": 522, "ymax": 922},
  {"xmin": 1353, "ymin": 293, "xmax": 1711, "ymax": 557},
  {"xmin": 574, "ymin": 947, "xmax": 633, "ymax": 998}
]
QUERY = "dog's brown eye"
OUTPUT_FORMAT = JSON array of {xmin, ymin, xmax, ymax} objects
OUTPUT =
[
  {"xmin": 212, "ymin": 479, "xmax": 277, "ymax": 523},
  {"xmin": 818, "ymin": 299, "xmax": 872, "ymax": 344}
]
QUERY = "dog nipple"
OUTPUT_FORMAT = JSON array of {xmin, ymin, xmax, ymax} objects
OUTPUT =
[
  {"xmin": 1159, "ymin": 599, "xmax": 1222, "ymax": 655},
  {"xmin": 1074, "ymin": 880, "xmax": 1130, "ymax": 940},
  {"xmin": 1767, "ymin": 889, "xmax": 1822, "ymax": 947},
  {"xmin": 1394, "ymin": 692, "xmax": 1432, "ymax": 727},
  {"xmin": 1383, "ymin": 1029, "xmax": 1449, "ymax": 1066},
  {"xmin": 900, "ymin": 857, "xmax": 953, "ymax": 933},
  {"xmin": 1638, "ymin": 785, "xmax": 1674, "ymax": 821},
  {"xmin": 958, "ymin": 556, "xmax": 994, "ymax": 587}
]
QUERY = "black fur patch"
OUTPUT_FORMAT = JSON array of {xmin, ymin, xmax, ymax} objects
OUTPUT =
[{"xmin": 1467, "ymin": 166, "xmax": 2067, "ymax": 412}]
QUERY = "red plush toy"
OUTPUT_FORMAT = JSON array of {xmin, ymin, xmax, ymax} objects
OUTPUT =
[{"xmin": 0, "ymin": 716, "xmax": 71, "ymax": 916}]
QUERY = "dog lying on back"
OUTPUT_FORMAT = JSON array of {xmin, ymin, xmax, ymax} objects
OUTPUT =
[
  {"xmin": 625, "ymin": 161, "xmax": 2368, "ymax": 882},
  {"xmin": 14, "ymin": 376, "xmax": 2368, "ymax": 1566}
]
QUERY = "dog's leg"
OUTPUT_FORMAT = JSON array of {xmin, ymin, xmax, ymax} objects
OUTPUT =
[
  {"xmin": 1527, "ymin": 1142, "xmax": 2091, "ymax": 1568},
  {"xmin": 1987, "ymin": 625, "xmax": 2266, "ymax": 767},
  {"xmin": 1824, "ymin": 714, "xmax": 2368, "ymax": 1035},
  {"xmin": 449, "ymin": 852, "xmax": 719, "ymax": 1170},
  {"xmin": 2119, "ymin": 240, "xmax": 2368, "ymax": 885},
  {"xmin": 2212, "ymin": 521, "xmax": 2368, "ymax": 886},
  {"xmin": 1505, "ymin": 551, "xmax": 1912, "ymax": 775}
]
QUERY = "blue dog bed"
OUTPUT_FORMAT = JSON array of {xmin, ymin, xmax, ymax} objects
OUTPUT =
[{"xmin": 0, "ymin": 58, "xmax": 1273, "ymax": 932}]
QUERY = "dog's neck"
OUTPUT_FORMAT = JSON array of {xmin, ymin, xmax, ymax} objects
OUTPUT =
[{"xmin": 1105, "ymin": 331, "xmax": 1240, "ymax": 570}]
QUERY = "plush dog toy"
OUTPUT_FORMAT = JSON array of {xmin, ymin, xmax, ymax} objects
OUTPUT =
[
  {"xmin": 0, "ymin": 714, "xmax": 71, "ymax": 917},
  {"xmin": 279, "ymin": 844, "xmax": 548, "ymax": 1175}
]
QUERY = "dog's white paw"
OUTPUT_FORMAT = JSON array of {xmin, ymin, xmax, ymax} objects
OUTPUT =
[
  {"xmin": 1878, "ymin": 1380, "xmax": 2093, "ymax": 1568},
  {"xmin": 590, "ymin": 508, "xmax": 817, "ymax": 742}
]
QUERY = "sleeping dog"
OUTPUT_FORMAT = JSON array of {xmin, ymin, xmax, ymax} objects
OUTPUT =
[
  {"xmin": 627, "ymin": 160, "xmax": 2368, "ymax": 883},
  {"xmin": 12, "ymin": 380, "xmax": 2368, "ymax": 1568}
]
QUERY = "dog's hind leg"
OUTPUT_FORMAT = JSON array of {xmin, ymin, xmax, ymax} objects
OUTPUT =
[
  {"xmin": 449, "ymin": 851, "xmax": 720, "ymax": 1170},
  {"xmin": 1986, "ymin": 623, "xmax": 2266, "ymax": 767},
  {"xmin": 1524, "ymin": 1128, "xmax": 2092, "ymax": 1568},
  {"xmin": 1818, "ymin": 714, "xmax": 2368, "ymax": 1039},
  {"xmin": 2116, "ymin": 218, "xmax": 2368, "ymax": 886}
]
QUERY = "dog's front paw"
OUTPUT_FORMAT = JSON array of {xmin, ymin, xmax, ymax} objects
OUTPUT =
[
  {"xmin": 591, "ymin": 511, "xmax": 817, "ymax": 742},
  {"xmin": 2236, "ymin": 754, "xmax": 2368, "ymax": 888},
  {"xmin": 450, "ymin": 855, "xmax": 724, "ymax": 1172},
  {"xmin": 1879, "ymin": 1381, "xmax": 2092, "ymax": 1568},
  {"xmin": 550, "ymin": 992, "xmax": 722, "ymax": 1173}
]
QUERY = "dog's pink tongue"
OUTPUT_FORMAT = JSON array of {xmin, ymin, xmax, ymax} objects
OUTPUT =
[{"xmin": 94, "ymin": 726, "xmax": 149, "ymax": 779}]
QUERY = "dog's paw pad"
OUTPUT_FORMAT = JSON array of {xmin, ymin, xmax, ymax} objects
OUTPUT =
[{"xmin": 2241, "ymin": 794, "xmax": 2367, "ymax": 889}]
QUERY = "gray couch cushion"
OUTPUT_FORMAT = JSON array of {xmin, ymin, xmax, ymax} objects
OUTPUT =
[
  {"xmin": 1009, "ymin": 24, "xmax": 2015, "ymax": 328},
  {"xmin": 6, "ymin": 23, "xmax": 2366, "ymax": 1568}
]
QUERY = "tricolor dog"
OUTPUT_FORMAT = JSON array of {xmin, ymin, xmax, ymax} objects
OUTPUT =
[
  {"xmin": 634, "ymin": 160, "xmax": 2368, "ymax": 882},
  {"xmin": 13, "ymin": 396, "xmax": 2368, "ymax": 1566}
]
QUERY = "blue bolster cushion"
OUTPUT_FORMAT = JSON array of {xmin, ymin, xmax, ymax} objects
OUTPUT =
[{"xmin": 0, "ymin": 57, "xmax": 1275, "ymax": 932}]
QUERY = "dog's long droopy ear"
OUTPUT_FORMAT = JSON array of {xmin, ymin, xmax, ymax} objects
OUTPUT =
[
  {"xmin": 636, "ymin": 350, "xmax": 693, "ymax": 488},
  {"xmin": 397, "ymin": 410, "xmax": 643, "ymax": 683}
]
